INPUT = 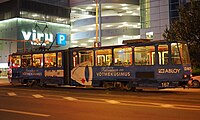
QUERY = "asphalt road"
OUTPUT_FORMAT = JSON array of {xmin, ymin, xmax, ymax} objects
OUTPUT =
[{"xmin": 0, "ymin": 79, "xmax": 200, "ymax": 120}]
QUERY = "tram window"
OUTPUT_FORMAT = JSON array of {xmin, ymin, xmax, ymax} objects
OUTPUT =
[
  {"xmin": 135, "ymin": 46, "xmax": 155, "ymax": 65},
  {"xmin": 12, "ymin": 55, "xmax": 21, "ymax": 68},
  {"xmin": 171, "ymin": 43, "xmax": 181, "ymax": 64},
  {"xmin": 44, "ymin": 53, "xmax": 56, "ymax": 68},
  {"xmin": 158, "ymin": 45, "xmax": 169, "ymax": 65},
  {"xmin": 179, "ymin": 43, "xmax": 190, "ymax": 64},
  {"xmin": 57, "ymin": 52, "xmax": 62, "ymax": 67},
  {"xmin": 79, "ymin": 50, "xmax": 94, "ymax": 66},
  {"xmin": 114, "ymin": 47, "xmax": 132, "ymax": 66},
  {"xmin": 22, "ymin": 54, "xmax": 32, "ymax": 68},
  {"xmin": 95, "ymin": 49, "xmax": 112, "ymax": 66},
  {"xmin": 33, "ymin": 54, "xmax": 43, "ymax": 68},
  {"xmin": 73, "ymin": 52, "xmax": 78, "ymax": 67}
]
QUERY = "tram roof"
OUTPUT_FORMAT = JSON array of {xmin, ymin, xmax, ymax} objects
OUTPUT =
[
  {"xmin": 10, "ymin": 39, "xmax": 187, "ymax": 55},
  {"xmin": 122, "ymin": 39, "xmax": 186, "ymax": 45},
  {"xmin": 68, "ymin": 39, "xmax": 187, "ymax": 51}
]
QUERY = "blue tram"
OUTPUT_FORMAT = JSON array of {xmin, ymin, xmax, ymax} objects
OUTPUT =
[{"xmin": 8, "ymin": 40, "xmax": 192, "ymax": 90}]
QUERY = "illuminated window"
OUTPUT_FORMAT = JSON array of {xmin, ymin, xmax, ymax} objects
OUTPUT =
[
  {"xmin": 171, "ymin": 43, "xmax": 181, "ymax": 64},
  {"xmin": 22, "ymin": 54, "xmax": 32, "ymax": 68},
  {"xmin": 171, "ymin": 43, "xmax": 190, "ymax": 65},
  {"xmin": 135, "ymin": 46, "xmax": 155, "ymax": 65},
  {"xmin": 95, "ymin": 49, "xmax": 112, "ymax": 66},
  {"xmin": 114, "ymin": 47, "xmax": 132, "ymax": 66},
  {"xmin": 44, "ymin": 53, "xmax": 56, "ymax": 68},
  {"xmin": 33, "ymin": 54, "xmax": 43, "ymax": 68},
  {"xmin": 79, "ymin": 50, "xmax": 94, "ymax": 66},
  {"xmin": 57, "ymin": 52, "xmax": 62, "ymax": 67},
  {"xmin": 158, "ymin": 45, "xmax": 169, "ymax": 65},
  {"xmin": 12, "ymin": 55, "xmax": 21, "ymax": 68},
  {"xmin": 179, "ymin": 43, "xmax": 190, "ymax": 64},
  {"xmin": 72, "ymin": 52, "xmax": 78, "ymax": 67}
]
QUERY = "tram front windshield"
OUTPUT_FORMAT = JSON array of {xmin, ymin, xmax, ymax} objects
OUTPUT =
[{"xmin": 171, "ymin": 43, "xmax": 190, "ymax": 65}]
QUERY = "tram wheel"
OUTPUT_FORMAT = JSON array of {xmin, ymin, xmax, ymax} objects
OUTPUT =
[
  {"xmin": 123, "ymin": 84, "xmax": 136, "ymax": 91},
  {"xmin": 26, "ymin": 80, "xmax": 38, "ymax": 87},
  {"xmin": 103, "ymin": 82, "xmax": 112, "ymax": 90},
  {"xmin": 127, "ymin": 86, "xmax": 136, "ymax": 91}
]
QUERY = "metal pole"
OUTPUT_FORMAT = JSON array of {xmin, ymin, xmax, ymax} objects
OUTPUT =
[
  {"xmin": 95, "ymin": 0, "xmax": 99, "ymax": 47},
  {"xmin": 98, "ymin": 0, "xmax": 101, "ymax": 47},
  {"xmin": 9, "ymin": 42, "xmax": 12, "ymax": 54},
  {"xmin": 24, "ymin": 40, "xmax": 25, "ymax": 52}
]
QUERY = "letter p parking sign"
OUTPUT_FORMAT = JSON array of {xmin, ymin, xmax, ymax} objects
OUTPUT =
[{"xmin": 56, "ymin": 33, "xmax": 67, "ymax": 46}]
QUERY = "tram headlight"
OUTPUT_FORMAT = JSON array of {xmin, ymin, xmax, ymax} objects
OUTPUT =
[
  {"xmin": 183, "ymin": 74, "xmax": 188, "ymax": 79},
  {"xmin": 183, "ymin": 74, "xmax": 192, "ymax": 79},
  {"xmin": 190, "ymin": 74, "xmax": 193, "ymax": 78}
]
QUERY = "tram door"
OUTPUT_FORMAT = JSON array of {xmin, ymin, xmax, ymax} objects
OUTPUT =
[
  {"xmin": 64, "ymin": 50, "xmax": 71, "ymax": 85},
  {"xmin": 151, "ymin": 52, "xmax": 168, "ymax": 65},
  {"xmin": 151, "ymin": 44, "xmax": 169, "ymax": 65}
]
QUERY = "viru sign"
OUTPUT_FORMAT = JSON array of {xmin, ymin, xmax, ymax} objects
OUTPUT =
[{"xmin": 21, "ymin": 30, "xmax": 53, "ymax": 45}]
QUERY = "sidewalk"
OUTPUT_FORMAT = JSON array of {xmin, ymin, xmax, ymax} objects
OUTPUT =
[
  {"xmin": 159, "ymin": 87, "xmax": 200, "ymax": 93},
  {"xmin": 0, "ymin": 78, "xmax": 10, "ymax": 85}
]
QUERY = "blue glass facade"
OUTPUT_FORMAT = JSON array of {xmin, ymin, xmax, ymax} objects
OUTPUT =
[{"xmin": 169, "ymin": 0, "xmax": 186, "ymax": 22}]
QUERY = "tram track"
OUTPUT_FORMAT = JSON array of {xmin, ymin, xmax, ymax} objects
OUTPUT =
[
  {"xmin": 0, "ymin": 85, "xmax": 200, "ymax": 106},
  {"xmin": 1, "ymin": 89, "xmax": 200, "ymax": 112}
]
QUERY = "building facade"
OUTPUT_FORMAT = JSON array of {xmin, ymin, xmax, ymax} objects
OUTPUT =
[
  {"xmin": 140, "ymin": 0, "xmax": 188, "ymax": 40},
  {"xmin": 0, "ymin": 0, "xmax": 70, "ymax": 77},
  {"xmin": 140, "ymin": 0, "xmax": 170, "ymax": 40},
  {"xmin": 70, "ymin": 0, "xmax": 141, "ymax": 47}
]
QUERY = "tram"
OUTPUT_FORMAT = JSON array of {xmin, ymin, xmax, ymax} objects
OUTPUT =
[{"xmin": 8, "ymin": 40, "xmax": 192, "ymax": 90}]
